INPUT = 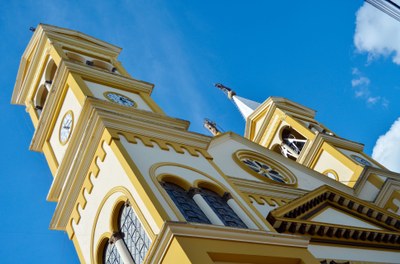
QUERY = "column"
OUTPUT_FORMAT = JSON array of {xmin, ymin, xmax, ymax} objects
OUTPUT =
[
  {"xmin": 189, "ymin": 188, "xmax": 224, "ymax": 225},
  {"xmin": 110, "ymin": 232, "xmax": 135, "ymax": 264},
  {"xmin": 223, "ymin": 193, "xmax": 258, "ymax": 229}
]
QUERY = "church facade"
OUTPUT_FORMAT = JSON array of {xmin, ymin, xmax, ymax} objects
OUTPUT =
[{"xmin": 11, "ymin": 24, "xmax": 400, "ymax": 263}]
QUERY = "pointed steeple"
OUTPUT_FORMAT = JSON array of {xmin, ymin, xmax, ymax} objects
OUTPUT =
[{"xmin": 215, "ymin": 83, "xmax": 260, "ymax": 119}]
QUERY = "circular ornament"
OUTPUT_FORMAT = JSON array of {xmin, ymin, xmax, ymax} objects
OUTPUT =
[
  {"xmin": 350, "ymin": 154, "xmax": 371, "ymax": 166},
  {"xmin": 59, "ymin": 110, "xmax": 74, "ymax": 145},
  {"xmin": 104, "ymin": 91, "xmax": 136, "ymax": 107},
  {"xmin": 234, "ymin": 150, "xmax": 297, "ymax": 186}
]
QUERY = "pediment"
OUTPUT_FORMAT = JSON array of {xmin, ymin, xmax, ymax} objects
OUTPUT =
[{"xmin": 267, "ymin": 185, "xmax": 400, "ymax": 249}]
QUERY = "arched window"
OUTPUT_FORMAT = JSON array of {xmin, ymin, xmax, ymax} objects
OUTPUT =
[
  {"xmin": 200, "ymin": 188, "xmax": 247, "ymax": 228},
  {"xmin": 103, "ymin": 241, "xmax": 121, "ymax": 264},
  {"xmin": 119, "ymin": 202, "xmax": 151, "ymax": 264},
  {"xmin": 102, "ymin": 201, "xmax": 150, "ymax": 264},
  {"xmin": 161, "ymin": 181, "xmax": 211, "ymax": 224}
]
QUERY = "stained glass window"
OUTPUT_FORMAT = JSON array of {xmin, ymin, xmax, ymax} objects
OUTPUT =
[
  {"xmin": 201, "ymin": 188, "xmax": 247, "ymax": 228},
  {"xmin": 162, "ymin": 182, "xmax": 211, "ymax": 224},
  {"xmin": 103, "ymin": 241, "xmax": 121, "ymax": 264},
  {"xmin": 119, "ymin": 203, "xmax": 151, "ymax": 264}
]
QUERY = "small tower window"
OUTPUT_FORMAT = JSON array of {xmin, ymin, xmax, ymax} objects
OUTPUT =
[
  {"xmin": 44, "ymin": 59, "xmax": 57, "ymax": 84},
  {"xmin": 279, "ymin": 127, "xmax": 307, "ymax": 160},
  {"xmin": 34, "ymin": 84, "xmax": 48, "ymax": 116},
  {"xmin": 161, "ymin": 181, "xmax": 211, "ymax": 224}
]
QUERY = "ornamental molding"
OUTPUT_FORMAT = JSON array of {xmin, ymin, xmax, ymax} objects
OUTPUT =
[{"xmin": 267, "ymin": 185, "xmax": 400, "ymax": 249}]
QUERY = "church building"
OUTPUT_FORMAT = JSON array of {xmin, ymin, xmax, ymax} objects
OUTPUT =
[{"xmin": 11, "ymin": 24, "xmax": 400, "ymax": 263}]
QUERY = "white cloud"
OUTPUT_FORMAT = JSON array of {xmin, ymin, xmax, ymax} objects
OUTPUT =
[
  {"xmin": 354, "ymin": 2, "xmax": 400, "ymax": 64},
  {"xmin": 367, "ymin": 96, "xmax": 380, "ymax": 104},
  {"xmin": 372, "ymin": 118, "xmax": 400, "ymax": 173},
  {"xmin": 351, "ymin": 76, "xmax": 370, "ymax": 87}
]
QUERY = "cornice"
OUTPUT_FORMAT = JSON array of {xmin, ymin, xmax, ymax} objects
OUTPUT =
[
  {"xmin": 40, "ymin": 23, "xmax": 121, "ymax": 55},
  {"xmin": 267, "ymin": 185, "xmax": 400, "ymax": 249},
  {"xmin": 145, "ymin": 221, "xmax": 311, "ymax": 263},
  {"xmin": 65, "ymin": 60, "xmax": 155, "ymax": 94},
  {"xmin": 229, "ymin": 176, "xmax": 308, "ymax": 199},
  {"xmin": 86, "ymin": 99, "xmax": 211, "ymax": 149}
]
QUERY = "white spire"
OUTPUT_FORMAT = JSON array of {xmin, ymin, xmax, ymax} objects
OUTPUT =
[
  {"xmin": 231, "ymin": 95, "xmax": 260, "ymax": 119},
  {"xmin": 215, "ymin": 83, "xmax": 260, "ymax": 120}
]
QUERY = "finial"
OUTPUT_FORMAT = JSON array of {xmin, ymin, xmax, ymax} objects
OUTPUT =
[
  {"xmin": 29, "ymin": 27, "xmax": 36, "ymax": 32},
  {"xmin": 214, "ymin": 83, "xmax": 236, "ymax": 99},
  {"xmin": 204, "ymin": 118, "xmax": 222, "ymax": 136}
]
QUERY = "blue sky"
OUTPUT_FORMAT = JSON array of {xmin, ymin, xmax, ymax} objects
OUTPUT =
[{"xmin": 1, "ymin": 1, "xmax": 400, "ymax": 263}]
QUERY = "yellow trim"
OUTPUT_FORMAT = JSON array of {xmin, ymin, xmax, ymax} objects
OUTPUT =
[
  {"xmin": 322, "ymin": 169, "xmax": 339, "ymax": 181},
  {"xmin": 368, "ymin": 173, "xmax": 385, "ymax": 189},
  {"xmin": 384, "ymin": 190, "xmax": 400, "ymax": 213},
  {"xmin": 68, "ymin": 73, "xmax": 92, "ymax": 104},
  {"xmin": 158, "ymin": 174, "xmax": 192, "ymax": 191},
  {"xmin": 103, "ymin": 91, "xmax": 137, "ymax": 108},
  {"xmin": 42, "ymin": 141, "xmax": 59, "ymax": 175},
  {"xmin": 58, "ymin": 110, "xmax": 74, "ymax": 145},
  {"xmin": 233, "ymin": 149, "xmax": 298, "ymax": 186},
  {"xmin": 90, "ymin": 186, "xmax": 156, "ymax": 262},
  {"xmin": 94, "ymin": 232, "xmax": 112, "ymax": 264}
]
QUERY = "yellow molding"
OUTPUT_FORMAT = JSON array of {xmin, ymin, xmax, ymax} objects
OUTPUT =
[
  {"xmin": 368, "ymin": 173, "xmax": 385, "ymax": 189},
  {"xmin": 42, "ymin": 141, "xmax": 59, "ymax": 175},
  {"xmin": 384, "ymin": 190, "xmax": 400, "ymax": 213},
  {"xmin": 89, "ymin": 186, "xmax": 157, "ymax": 263},
  {"xmin": 109, "ymin": 130, "xmax": 213, "ymax": 160},
  {"xmin": 68, "ymin": 73, "xmax": 92, "ymax": 104},
  {"xmin": 248, "ymin": 194, "xmax": 290, "ymax": 207},
  {"xmin": 94, "ymin": 233, "xmax": 112, "ymax": 264},
  {"xmin": 26, "ymin": 103, "xmax": 39, "ymax": 128}
]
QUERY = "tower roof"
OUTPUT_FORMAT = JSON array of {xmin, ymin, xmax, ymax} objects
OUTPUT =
[{"xmin": 215, "ymin": 83, "xmax": 260, "ymax": 120}]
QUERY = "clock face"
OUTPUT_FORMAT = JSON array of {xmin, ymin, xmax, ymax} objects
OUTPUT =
[
  {"xmin": 104, "ymin": 92, "xmax": 136, "ymax": 107},
  {"xmin": 351, "ymin": 154, "xmax": 371, "ymax": 166},
  {"xmin": 59, "ymin": 111, "xmax": 74, "ymax": 145},
  {"xmin": 241, "ymin": 158, "xmax": 289, "ymax": 184}
]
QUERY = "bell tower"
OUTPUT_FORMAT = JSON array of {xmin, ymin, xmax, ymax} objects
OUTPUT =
[
  {"xmin": 216, "ymin": 84, "xmax": 386, "ymax": 187},
  {"xmin": 11, "ymin": 24, "xmax": 170, "ymax": 263}
]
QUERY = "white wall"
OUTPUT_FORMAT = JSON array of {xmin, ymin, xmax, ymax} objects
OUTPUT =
[{"xmin": 72, "ymin": 141, "xmax": 156, "ymax": 263}]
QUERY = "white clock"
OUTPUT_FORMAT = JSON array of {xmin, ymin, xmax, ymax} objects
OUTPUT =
[
  {"xmin": 104, "ymin": 92, "xmax": 136, "ymax": 107},
  {"xmin": 59, "ymin": 111, "xmax": 74, "ymax": 145}
]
